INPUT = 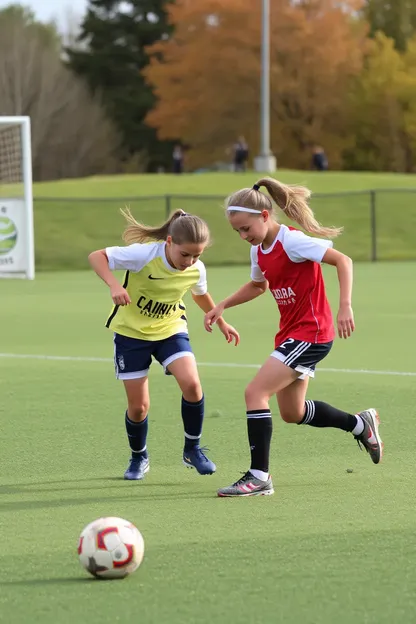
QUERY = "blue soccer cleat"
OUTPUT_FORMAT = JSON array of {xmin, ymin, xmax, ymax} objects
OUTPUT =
[
  {"xmin": 183, "ymin": 446, "xmax": 216, "ymax": 475},
  {"xmin": 124, "ymin": 456, "xmax": 150, "ymax": 481}
]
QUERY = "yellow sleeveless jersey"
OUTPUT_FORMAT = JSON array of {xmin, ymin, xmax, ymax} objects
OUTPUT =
[{"xmin": 105, "ymin": 241, "xmax": 207, "ymax": 341}]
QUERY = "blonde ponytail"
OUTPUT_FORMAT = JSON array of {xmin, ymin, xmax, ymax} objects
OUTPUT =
[
  {"xmin": 255, "ymin": 177, "xmax": 343, "ymax": 238},
  {"xmin": 226, "ymin": 177, "xmax": 342, "ymax": 239},
  {"xmin": 120, "ymin": 208, "xmax": 210, "ymax": 246}
]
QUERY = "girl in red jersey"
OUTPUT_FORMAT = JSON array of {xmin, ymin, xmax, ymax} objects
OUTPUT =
[{"xmin": 204, "ymin": 177, "xmax": 383, "ymax": 497}]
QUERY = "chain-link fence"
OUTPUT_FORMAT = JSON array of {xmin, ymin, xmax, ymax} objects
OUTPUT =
[{"xmin": 33, "ymin": 189, "xmax": 416, "ymax": 270}]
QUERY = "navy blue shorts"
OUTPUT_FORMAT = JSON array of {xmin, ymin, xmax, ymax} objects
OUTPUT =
[
  {"xmin": 271, "ymin": 338, "xmax": 333, "ymax": 379},
  {"xmin": 113, "ymin": 332, "xmax": 194, "ymax": 380}
]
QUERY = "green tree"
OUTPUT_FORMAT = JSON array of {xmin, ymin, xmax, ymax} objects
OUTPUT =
[
  {"xmin": 67, "ymin": 0, "xmax": 175, "ymax": 171},
  {"xmin": 344, "ymin": 32, "xmax": 416, "ymax": 172},
  {"xmin": 363, "ymin": 0, "xmax": 416, "ymax": 51},
  {"xmin": 395, "ymin": 36, "xmax": 416, "ymax": 169}
]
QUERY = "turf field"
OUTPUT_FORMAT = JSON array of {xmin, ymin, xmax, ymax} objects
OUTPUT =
[{"xmin": 1, "ymin": 263, "xmax": 416, "ymax": 623}]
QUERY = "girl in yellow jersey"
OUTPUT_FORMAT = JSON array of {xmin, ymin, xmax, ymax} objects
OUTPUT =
[{"xmin": 89, "ymin": 209, "xmax": 239, "ymax": 480}]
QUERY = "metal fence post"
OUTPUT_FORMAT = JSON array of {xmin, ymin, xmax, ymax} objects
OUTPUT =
[
  {"xmin": 370, "ymin": 190, "xmax": 377, "ymax": 262},
  {"xmin": 165, "ymin": 194, "xmax": 171, "ymax": 218}
]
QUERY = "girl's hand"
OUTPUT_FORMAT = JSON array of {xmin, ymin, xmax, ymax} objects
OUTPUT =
[
  {"xmin": 110, "ymin": 284, "xmax": 131, "ymax": 306},
  {"xmin": 337, "ymin": 304, "xmax": 355, "ymax": 339},
  {"xmin": 218, "ymin": 321, "xmax": 240, "ymax": 346},
  {"xmin": 204, "ymin": 304, "xmax": 225, "ymax": 332}
]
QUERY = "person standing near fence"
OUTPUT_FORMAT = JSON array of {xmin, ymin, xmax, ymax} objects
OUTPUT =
[
  {"xmin": 311, "ymin": 145, "xmax": 328, "ymax": 171},
  {"xmin": 204, "ymin": 177, "xmax": 383, "ymax": 497},
  {"xmin": 89, "ymin": 208, "xmax": 239, "ymax": 481},
  {"xmin": 172, "ymin": 144, "xmax": 184, "ymax": 174},
  {"xmin": 232, "ymin": 136, "xmax": 249, "ymax": 172}
]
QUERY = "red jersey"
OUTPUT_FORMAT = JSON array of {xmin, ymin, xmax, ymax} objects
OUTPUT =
[{"xmin": 250, "ymin": 225, "xmax": 335, "ymax": 347}]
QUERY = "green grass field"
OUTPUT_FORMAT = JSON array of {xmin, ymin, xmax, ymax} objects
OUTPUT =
[
  {"xmin": 4, "ymin": 170, "xmax": 414, "ymax": 269},
  {"xmin": 30, "ymin": 170, "xmax": 416, "ymax": 197},
  {"xmin": 1, "ymin": 264, "xmax": 416, "ymax": 623}
]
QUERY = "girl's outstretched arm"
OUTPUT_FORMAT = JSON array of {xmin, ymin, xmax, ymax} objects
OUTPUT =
[
  {"xmin": 204, "ymin": 280, "xmax": 268, "ymax": 332},
  {"xmin": 192, "ymin": 292, "xmax": 240, "ymax": 345}
]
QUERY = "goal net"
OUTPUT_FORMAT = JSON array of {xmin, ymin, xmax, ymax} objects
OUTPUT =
[{"xmin": 0, "ymin": 116, "xmax": 34, "ymax": 279}]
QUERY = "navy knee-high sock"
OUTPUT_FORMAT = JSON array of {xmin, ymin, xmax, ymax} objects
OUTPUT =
[
  {"xmin": 125, "ymin": 411, "xmax": 148, "ymax": 459},
  {"xmin": 182, "ymin": 395, "xmax": 204, "ymax": 450}
]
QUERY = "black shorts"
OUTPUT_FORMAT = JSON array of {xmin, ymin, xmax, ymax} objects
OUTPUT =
[{"xmin": 271, "ymin": 338, "xmax": 333, "ymax": 379}]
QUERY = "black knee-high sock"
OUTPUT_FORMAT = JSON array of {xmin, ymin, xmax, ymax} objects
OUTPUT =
[
  {"xmin": 125, "ymin": 412, "xmax": 148, "ymax": 458},
  {"xmin": 300, "ymin": 401, "xmax": 358, "ymax": 432},
  {"xmin": 247, "ymin": 409, "xmax": 273, "ymax": 472}
]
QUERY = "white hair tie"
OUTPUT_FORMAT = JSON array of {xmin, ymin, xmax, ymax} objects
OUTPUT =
[{"xmin": 227, "ymin": 206, "xmax": 261, "ymax": 214}]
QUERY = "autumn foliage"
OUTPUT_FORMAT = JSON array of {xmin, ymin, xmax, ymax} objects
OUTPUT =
[
  {"xmin": 145, "ymin": 0, "xmax": 369, "ymax": 169},
  {"xmin": 142, "ymin": 0, "xmax": 416, "ymax": 172}
]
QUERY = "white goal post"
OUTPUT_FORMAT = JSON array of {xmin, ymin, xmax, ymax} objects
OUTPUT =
[{"xmin": 0, "ymin": 116, "xmax": 34, "ymax": 279}]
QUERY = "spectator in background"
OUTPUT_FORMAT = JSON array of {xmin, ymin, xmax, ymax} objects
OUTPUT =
[
  {"xmin": 173, "ymin": 144, "xmax": 184, "ymax": 174},
  {"xmin": 232, "ymin": 136, "xmax": 249, "ymax": 172},
  {"xmin": 312, "ymin": 145, "xmax": 328, "ymax": 171}
]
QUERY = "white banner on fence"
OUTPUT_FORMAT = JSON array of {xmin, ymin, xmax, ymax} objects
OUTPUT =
[{"xmin": 0, "ymin": 198, "xmax": 28, "ymax": 274}]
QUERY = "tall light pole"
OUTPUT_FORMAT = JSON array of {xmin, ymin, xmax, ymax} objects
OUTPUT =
[{"xmin": 254, "ymin": 0, "xmax": 276, "ymax": 172}]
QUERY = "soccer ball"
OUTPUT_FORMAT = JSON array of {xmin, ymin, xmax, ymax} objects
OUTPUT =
[{"xmin": 78, "ymin": 516, "xmax": 144, "ymax": 579}]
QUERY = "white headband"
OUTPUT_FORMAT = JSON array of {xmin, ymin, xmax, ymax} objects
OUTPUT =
[{"xmin": 227, "ymin": 206, "xmax": 262, "ymax": 214}]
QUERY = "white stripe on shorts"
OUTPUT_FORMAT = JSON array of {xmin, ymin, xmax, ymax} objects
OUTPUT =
[
  {"xmin": 113, "ymin": 334, "xmax": 118, "ymax": 374},
  {"xmin": 284, "ymin": 341, "xmax": 311, "ymax": 366},
  {"xmin": 117, "ymin": 369, "xmax": 149, "ymax": 380},
  {"xmin": 162, "ymin": 350, "xmax": 195, "ymax": 371},
  {"xmin": 270, "ymin": 351, "xmax": 315, "ymax": 378}
]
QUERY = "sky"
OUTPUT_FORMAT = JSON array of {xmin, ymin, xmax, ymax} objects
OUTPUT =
[{"xmin": 0, "ymin": 0, "xmax": 88, "ymax": 26}]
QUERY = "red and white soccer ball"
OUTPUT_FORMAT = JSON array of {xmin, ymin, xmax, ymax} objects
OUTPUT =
[{"xmin": 78, "ymin": 516, "xmax": 144, "ymax": 579}]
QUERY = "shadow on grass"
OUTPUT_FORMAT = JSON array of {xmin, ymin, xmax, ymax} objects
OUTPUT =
[
  {"xmin": 0, "ymin": 488, "xmax": 216, "ymax": 512},
  {"xmin": 0, "ymin": 477, "xmax": 196, "ymax": 495},
  {"xmin": 2, "ymin": 576, "xmax": 108, "ymax": 586},
  {"xmin": 0, "ymin": 477, "xmax": 114, "ymax": 495}
]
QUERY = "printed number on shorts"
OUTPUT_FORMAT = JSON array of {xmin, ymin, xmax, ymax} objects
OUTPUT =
[{"xmin": 280, "ymin": 338, "xmax": 295, "ymax": 350}]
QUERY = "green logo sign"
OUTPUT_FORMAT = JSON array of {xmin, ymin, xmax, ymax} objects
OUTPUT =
[{"xmin": 0, "ymin": 216, "xmax": 17, "ymax": 255}]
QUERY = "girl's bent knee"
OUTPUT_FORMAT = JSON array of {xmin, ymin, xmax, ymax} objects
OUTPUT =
[
  {"xmin": 244, "ymin": 383, "xmax": 261, "ymax": 405},
  {"xmin": 280, "ymin": 410, "xmax": 303, "ymax": 424},
  {"xmin": 182, "ymin": 381, "xmax": 203, "ymax": 403},
  {"xmin": 128, "ymin": 402, "xmax": 149, "ymax": 422}
]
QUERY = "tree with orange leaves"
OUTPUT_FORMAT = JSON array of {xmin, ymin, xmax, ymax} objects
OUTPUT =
[{"xmin": 145, "ymin": 0, "xmax": 365, "ymax": 170}]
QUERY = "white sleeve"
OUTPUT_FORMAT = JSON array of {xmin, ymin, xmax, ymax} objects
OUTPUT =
[
  {"xmin": 283, "ymin": 230, "xmax": 333, "ymax": 264},
  {"xmin": 191, "ymin": 261, "xmax": 208, "ymax": 295},
  {"xmin": 105, "ymin": 243, "xmax": 155, "ymax": 272},
  {"xmin": 250, "ymin": 246, "xmax": 266, "ymax": 282}
]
